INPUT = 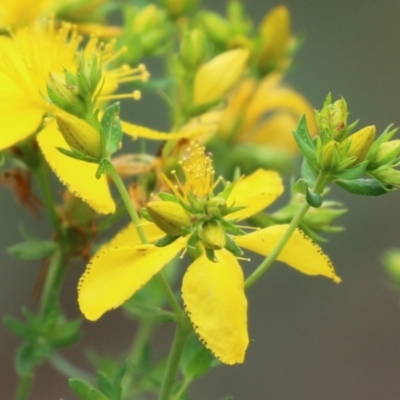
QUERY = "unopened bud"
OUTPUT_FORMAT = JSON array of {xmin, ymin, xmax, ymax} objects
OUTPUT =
[
  {"xmin": 198, "ymin": 220, "xmax": 226, "ymax": 250},
  {"xmin": 200, "ymin": 12, "xmax": 231, "ymax": 44},
  {"xmin": 161, "ymin": 0, "xmax": 198, "ymax": 18},
  {"xmin": 373, "ymin": 140, "xmax": 400, "ymax": 166},
  {"xmin": 55, "ymin": 112, "xmax": 102, "ymax": 158},
  {"xmin": 193, "ymin": 49, "xmax": 249, "ymax": 107},
  {"xmin": 47, "ymin": 73, "xmax": 86, "ymax": 117},
  {"xmin": 206, "ymin": 196, "xmax": 228, "ymax": 216},
  {"xmin": 316, "ymin": 95, "xmax": 348, "ymax": 138},
  {"xmin": 320, "ymin": 140, "xmax": 338, "ymax": 170},
  {"xmin": 258, "ymin": 6, "xmax": 291, "ymax": 71},
  {"xmin": 180, "ymin": 28, "xmax": 207, "ymax": 70},
  {"xmin": 340, "ymin": 125, "xmax": 376, "ymax": 165},
  {"xmin": 146, "ymin": 201, "xmax": 191, "ymax": 236},
  {"xmin": 133, "ymin": 4, "xmax": 160, "ymax": 34}
]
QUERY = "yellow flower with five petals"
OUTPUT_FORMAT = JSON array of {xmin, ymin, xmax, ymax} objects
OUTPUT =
[
  {"xmin": 0, "ymin": 19, "xmax": 150, "ymax": 214},
  {"xmin": 78, "ymin": 143, "xmax": 340, "ymax": 365}
]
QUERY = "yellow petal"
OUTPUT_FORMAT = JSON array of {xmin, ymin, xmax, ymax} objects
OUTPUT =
[
  {"xmin": 235, "ymin": 225, "xmax": 341, "ymax": 282},
  {"xmin": 227, "ymin": 169, "xmax": 283, "ymax": 220},
  {"xmin": 193, "ymin": 49, "xmax": 249, "ymax": 107},
  {"xmin": 121, "ymin": 121, "xmax": 201, "ymax": 141},
  {"xmin": 37, "ymin": 123, "xmax": 115, "ymax": 214},
  {"xmin": 182, "ymin": 250, "xmax": 249, "ymax": 365},
  {"xmin": 78, "ymin": 239, "xmax": 185, "ymax": 321},
  {"xmin": 0, "ymin": 103, "xmax": 44, "ymax": 150},
  {"xmin": 242, "ymin": 74, "xmax": 317, "ymax": 137},
  {"xmin": 100, "ymin": 221, "xmax": 165, "ymax": 253},
  {"xmin": 246, "ymin": 114, "xmax": 300, "ymax": 152}
]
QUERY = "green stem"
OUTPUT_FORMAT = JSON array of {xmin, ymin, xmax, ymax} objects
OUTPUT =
[
  {"xmin": 32, "ymin": 161, "xmax": 61, "ymax": 237},
  {"xmin": 245, "ymin": 172, "xmax": 328, "ymax": 290},
  {"xmin": 107, "ymin": 162, "xmax": 148, "ymax": 244},
  {"xmin": 14, "ymin": 374, "xmax": 34, "ymax": 400},
  {"xmin": 122, "ymin": 320, "xmax": 154, "ymax": 396},
  {"xmin": 39, "ymin": 248, "xmax": 65, "ymax": 316},
  {"xmin": 158, "ymin": 316, "xmax": 191, "ymax": 400},
  {"xmin": 172, "ymin": 377, "xmax": 191, "ymax": 400},
  {"xmin": 49, "ymin": 353, "xmax": 94, "ymax": 383}
]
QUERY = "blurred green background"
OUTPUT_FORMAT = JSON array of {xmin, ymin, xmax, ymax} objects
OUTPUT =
[{"xmin": 2, "ymin": 0, "xmax": 400, "ymax": 398}]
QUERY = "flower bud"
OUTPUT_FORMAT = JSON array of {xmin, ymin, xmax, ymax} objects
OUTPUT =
[
  {"xmin": 193, "ymin": 49, "xmax": 249, "ymax": 107},
  {"xmin": 200, "ymin": 12, "xmax": 231, "ymax": 44},
  {"xmin": 146, "ymin": 201, "xmax": 191, "ymax": 236},
  {"xmin": 371, "ymin": 166, "xmax": 400, "ymax": 187},
  {"xmin": 47, "ymin": 73, "xmax": 86, "ymax": 117},
  {"xmin": 383, "ymin": 249, "xmax": 400, "ymax": 287},
  {"xmin": 180, "ymin": 28, "xmax": 207, "ymax": 70},
  {"xmin": 161, "ymin": 0, "xmax": 198, "ymax": 18},
  {"xmin": 55, "ymin": 112, "xmax": 102, "ymax": 158},
  {"xmin": 320, "ymin": 140, "xmax": 338, "ymax": 170},
  {"xmin": 198, "ymin": 220, "xmax": 226, "ymax": 250},
  {"xmin": 133, "ymin": 4, "xmax": 160, "ymax": 34},
  {"xmin": 258, "ymin": 6, "xmax": 291, "ymax": 72},
  {"xmin": 206, "ymin": 196, "xmax": 228, "ymax": 216},
  {"xmin": 340, "ymin": 125, "xmax": 376, "ymax": 165},
  {"xmin": 316, "ymin": 96, "xmax": 348, "ymax": 137},
  {"xmin": 373, "ymin": 140, "xmax": 400, "ymax": 166}
]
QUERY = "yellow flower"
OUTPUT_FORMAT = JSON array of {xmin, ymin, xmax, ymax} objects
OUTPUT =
[
  {"xmin": 192, "ymin": 49, "xmax": 249, "ymax": 107},
  {"xmin": 0, "ymin": 20, "xmax": 149, "ymax": 214},
  {"xmin": 78, "ymin": 143, "xmax": 340, "ymax": 365},
  {"xmin": 185, "ymin": 73, "xmax": 317, "ymax": 155}
]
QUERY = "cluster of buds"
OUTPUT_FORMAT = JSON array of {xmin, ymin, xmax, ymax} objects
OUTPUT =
[
  {"xmin": 257, "ymin": 190, "xmax": 347, "ymax": 243},
  {"xmin": 47, "ymin": 53, "xmax": 123, "ymax": 168},
  {"xmin": 121, "ymin": 4, "xmax": 169, "ymax": 63},
  {"xmin": 200, "ymin": 2, "xmax": 294, "ymax": 76},
  {"xmin": 143, "ymin": 185, "xmax": 245, "ymax": 262},
  {"xmin": 293, "ymin": 94, "xmax": 400, "ymax": 200}
]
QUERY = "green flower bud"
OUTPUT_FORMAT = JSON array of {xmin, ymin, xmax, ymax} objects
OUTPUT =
[
  {"xmin": 161, "ymin": 0, "xmax": 198, "ymax": 18},
  {"xmin": 206, "ymin": 196, "xmax": 228, "ymax": 216},
  {"xmin": 180, "ymin": 28, "xmax": 207, "ymax": 70},
  {"xmin": 146, "ymin": 201, "xmax": 191, "ymax": 236},
  {"xmin": 200, "ymin": 12, "xmax": 231, "ymax": 44},
  {"xmin": 320, "ymin": 140, "xmax": 338, "ymax": 170},
  {"xmin": 373, "ymin": 140, "xmax": 400, "ymax": 166},
  {"xmin": 198, "ymin": 220, "xmax": 226, "ymax": 250},
  {"xmin": 371, "ymin": 166, "xmax": 400, "ymax": 187},
  {"xmin": 47, "ymin": 73, "xmax": 86, "ymax": 117},
  {"xmin": 55, "ymin": 112, "xmax": 102, "ymax": 159},
  {"xmin": 383, "ymin": 249, "xmax": 400, "ymax": 287},
  {"xmin": 133, "ymin": 4, "xmax": 160, "ymax": 34},
  {"xmin": 340, "ymin": 125, "xmax": 376, "ymax": 165},
  {"xmin": 316, "ymin": 95, "xmax": 348, "ymax": 137}
]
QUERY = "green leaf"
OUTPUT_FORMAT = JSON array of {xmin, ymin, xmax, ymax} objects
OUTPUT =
[
  {"xmin": 123, "ymin": 299, "xmax": 176, "ymax": 322},
  {"xmin": 101, "ymin": 102, "xmax": 123, "ymax": 158},
  {"xmin": 7, "ymin": 240, "xmax": 57, "ymax": 261},
  {"xmin": 336, "ymin": 178, "xmax": 391, "ymax": 196},
  {"xmin": 154, "ymin": 234, "xmax": 180, "ymax": 247},
  {"xmin": 69, "ymin": 378, "xmax": 108, "ymax": 400},
  {"xmin": 220, "ymin": 219, "xmax": 245, "ymax": 235},
  {"xmin": 3, "ymin": 316, "xmax": 32, "ymax": 339},
  {"xmin": 292, "ymin": 178, "xmax": 308, "ymax": 195},
  {"xmin": 56, "ymin": 146, "xmax": 99, "ymax": 163},
  {"xmin": 51, "ymin": 318, "xmax": 82, "ymax": 348},
  {"xmin": 158, "ymin": 192, "xmax": 179, "ymax": 202},
  {"xmin": 16, "ymin": 342, "xmax": 52, "ymax": 375},
  {"xmin": 301, "ymin": 158, "xmax": 318, "ymax": 185},
  {"xmin": 292, "ymin": 115, "xmax": 317, "ymax": 163},
  {"xmin": 96, "ymin": 372, "xmax": 112, "ymax": 398},
  {"xmin": 224, "ymin": 234, "xmax": 243, "ymax": 256},
  {"xmin": 110, "ymin": 363, "xmax": 126, "ymax": 400},
  {"xmin": 332, "ymin": 161, "xmax": 367, "ymax": 180},
  {"xmin": 96, "ymin": 158, "xmax": 114, "ymax": 179},
  {"xmin": 180, "ymin": 333, "xmax": 214, "ymax": 379}
]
